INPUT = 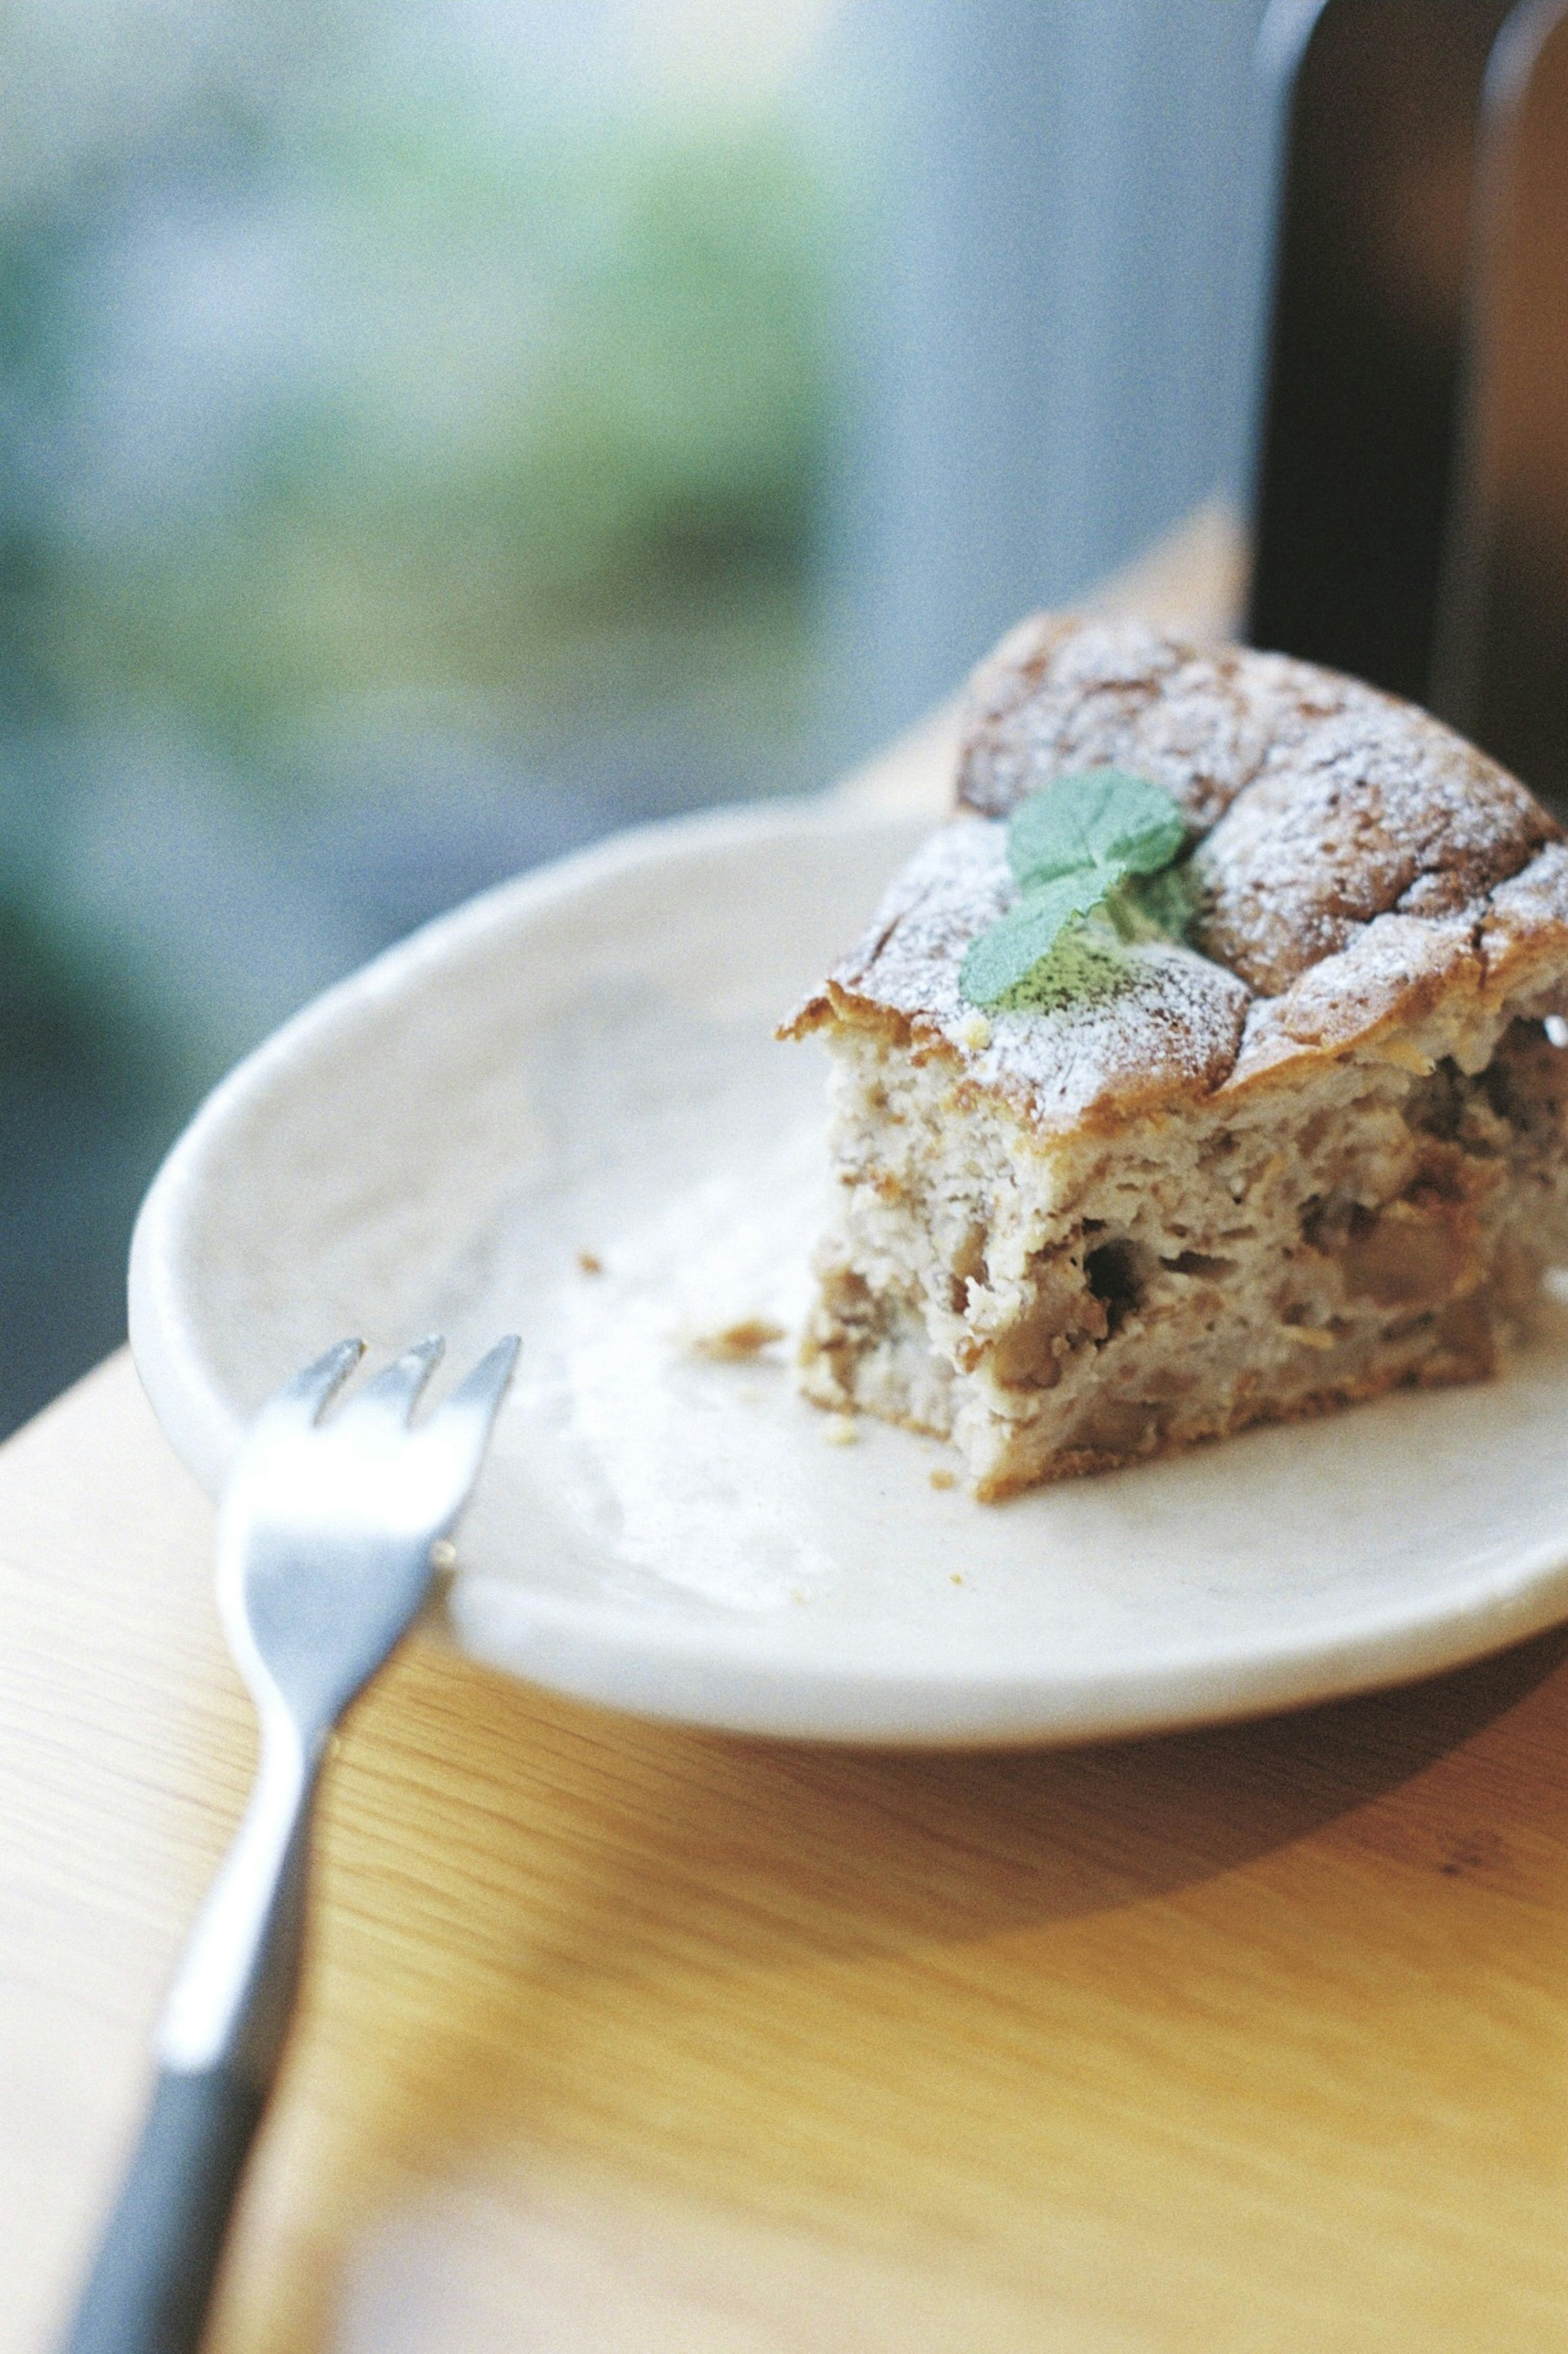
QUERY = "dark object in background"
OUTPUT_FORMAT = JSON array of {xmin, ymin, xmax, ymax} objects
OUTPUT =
[
  {"xmin": 1247, "ymin": 0, "xmax": 1516, "ymax": 707},
  {"xmin": 1432, "ymin": 0, "xmax": 1568, "ymax": 804},
  {"xmin": 1249, "ymin": 0, "xmax": 1568, "ymax": 817}
]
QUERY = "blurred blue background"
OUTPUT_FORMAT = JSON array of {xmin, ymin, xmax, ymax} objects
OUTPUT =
[{"xmin": 0, "ymin": 0, "xmax": 1274, "ymax": 1433}]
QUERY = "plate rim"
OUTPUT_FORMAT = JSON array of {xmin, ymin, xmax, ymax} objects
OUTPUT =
[
  {"xmin": 443, "ymin": 1533, "xmax": 1568, "ymax": 1744},
  {"xmin": 128, "ymin": 795, "xmax": 1568, "ymax": 1747}
]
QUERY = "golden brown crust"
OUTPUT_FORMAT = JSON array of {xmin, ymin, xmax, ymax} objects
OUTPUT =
[
  {"xmin": 1479, "ymin": 842, "xmax": 1568, "ymax": 1007},
  {"xmin": 1191, "ymin": 697, "xmax": 1555, "ymax": 995},
  {"xmin": 958, "ymin": 614, "xmax": 1354, "ymax": 832},
  {"xmin": 1222, "ymin": 916, "xmax": 1483, "ymax": 1095},
  {"xmin": 959, "ymin": 612, "xmax": 1558, "ymax": 993},
  {"xmin": 790, "ymin": 617, "xmax": 1568, "ymax": 1138}
]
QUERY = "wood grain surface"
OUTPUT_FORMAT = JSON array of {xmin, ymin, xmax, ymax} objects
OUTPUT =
[{"xmin": 5, "ymin": 508, "xmax": 1565, "ymax": 2352}]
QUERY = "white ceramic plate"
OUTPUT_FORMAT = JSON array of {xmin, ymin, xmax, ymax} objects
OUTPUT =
[{"xmin": 130, "ymin": 797, "xmax": 1568, "ymax": 1746}]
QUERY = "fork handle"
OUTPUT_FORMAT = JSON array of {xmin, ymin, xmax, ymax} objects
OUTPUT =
[
  {"xmin": 61, "ymin": 1726, "xmax": 317, "ymax": 2354},
  {"xmin": 60, "ymin": 2065, "xmax": 265, "ymax": 2354}
]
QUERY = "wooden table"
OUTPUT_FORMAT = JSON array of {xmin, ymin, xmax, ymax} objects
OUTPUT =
[{"xmin": 6, "ymin": 512, "xmax": 1566, "ymax": 2352}]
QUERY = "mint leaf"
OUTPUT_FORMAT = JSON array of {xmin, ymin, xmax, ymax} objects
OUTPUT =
[
  {"xmin": 959, "ymin": 869, "xmax": 1108, "ymax": 1007},
  {"xmin": 959, "ymin": 769, "xmax": 1190, "ymax": 1012},
  {"xmin": 993, "ymin": 924, "xmax": 1131, "ymax": 1013},
  {"xmin": 1007, "ymin": 768, "xmax": 1185, "ymax": 890}
]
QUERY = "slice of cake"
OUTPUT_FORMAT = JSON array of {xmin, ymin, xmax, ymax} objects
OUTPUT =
[{"xmin": 782, "ymin": 615, "xmax": 1568, "ymax": 1499}]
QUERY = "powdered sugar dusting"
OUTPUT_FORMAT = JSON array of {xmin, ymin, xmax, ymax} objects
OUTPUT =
[
  {"xmin": 959, "ymin": 615, "xmax": 1358, "ymax": 833},
  {"xmin": 959, "ymin": 614, "xmax": 1556, "ymax": 1001},
  {"xmin": 791, "ymin": 619, "xmax": 1568, "ymax": 1133},
  {"xmin": 1226, "ymin": 914, "xmax": 1482, "ymax": 1091},
  {"xmin": 823, "ymin": 819, "xmax": 1250, "ymax": 1132},
  {"xmin": 1481, "ymin": 842, "xmax": 1568, "ymax": 1005},
  {"xmin": 1194, "ymin": 697, "xmax": 1554, "ymax": 995}
]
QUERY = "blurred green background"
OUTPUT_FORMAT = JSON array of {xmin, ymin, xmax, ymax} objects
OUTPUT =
[
  {"xmin": 1, "ymin": 0, "xmax": 849, "ymax": 1427},
  {"xmin": 0, "ymin": 0, "xmax": 1273, "ymax": 1433}
]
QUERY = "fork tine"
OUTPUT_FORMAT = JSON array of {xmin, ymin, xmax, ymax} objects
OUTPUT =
[
  {"xmin": 351, "ymin": 1334, "xmax": 447, "ymax": 1425},
  {"xmin": 261, "ymin": 1337, "xmax": 365, "ymax": 1429},
  {"xmin": 447, "ymin": 1333, "xmax": 520, "ymax": 1419},
  {"xmin": 427, "ymin": 1334, "xmax": 520, "ymax": 1482}
]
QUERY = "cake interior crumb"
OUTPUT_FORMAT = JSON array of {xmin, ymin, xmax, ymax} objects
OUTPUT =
[{"xmin": 800, "ymin": 1009, "xmax": 1568, "ymax": 1499}]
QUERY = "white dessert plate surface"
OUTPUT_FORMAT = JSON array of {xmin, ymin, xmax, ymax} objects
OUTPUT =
[{"xmin": 130, "ymin": 797, "xmax": 1568, "ymax": 1746}]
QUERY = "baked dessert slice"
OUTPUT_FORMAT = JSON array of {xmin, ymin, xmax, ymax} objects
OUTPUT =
[{"xmin": 783, "ymin": 615, "xmax": 1568, "ymax": 1499}]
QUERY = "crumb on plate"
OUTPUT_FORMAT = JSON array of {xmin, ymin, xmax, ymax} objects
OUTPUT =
[{"xmin": 689, "ymin": 1318, "xmax": 787, "ymax": 1361}]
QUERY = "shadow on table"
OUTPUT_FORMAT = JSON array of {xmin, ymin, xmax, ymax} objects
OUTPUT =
[
  {"xmin": 423, "ymin": 1619, "xmax": 1568, "ymax": 1941},
  {"xmin": 213, "ymin": 1618, "xmax": 1568, "ymax": 2352}
]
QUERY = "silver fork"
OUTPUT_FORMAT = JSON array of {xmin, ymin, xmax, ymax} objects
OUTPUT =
[{"xmin": 61, "ymin": 1332, "xmax": 518, "ymax": 2354}]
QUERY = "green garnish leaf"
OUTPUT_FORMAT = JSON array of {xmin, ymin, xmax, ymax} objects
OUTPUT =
[
  {"xmin": 960, "ymin": 869, "xmax": 1109, "ymax": 1006},
  {"xmin": 1007, "ymin": 768, "xmax": 1185, "ymax": 889},
  {"xmin": 960, "ymin": 767, "xmax": 1189, "ymax": 1011},
  {"xmin": 992, "ymin": 923, "xmax": 1131, "ymax": 1013}
]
